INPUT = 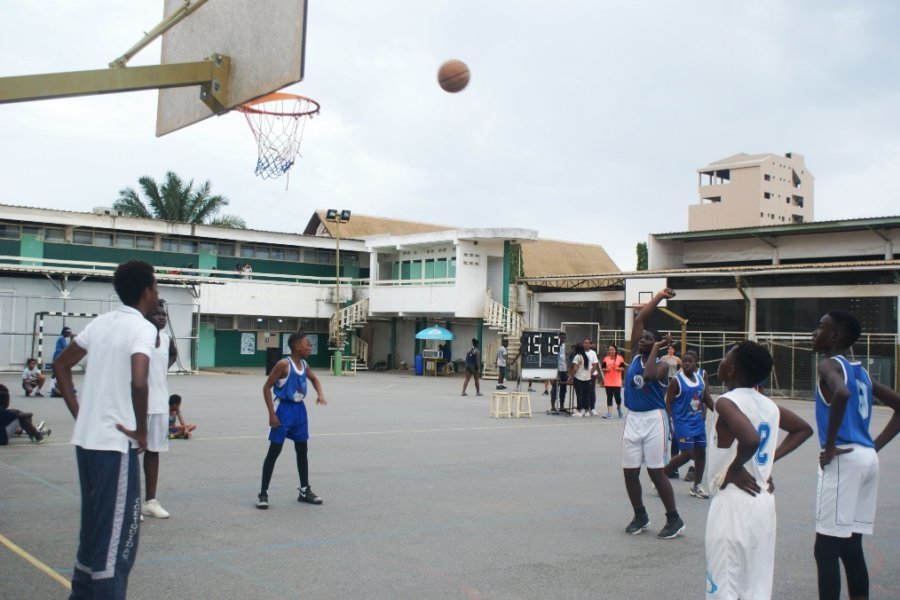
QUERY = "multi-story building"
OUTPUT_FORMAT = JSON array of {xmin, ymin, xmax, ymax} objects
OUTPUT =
[{"xmin": 690, "ymin": 152, "xmax": 814, "ymax": 230}]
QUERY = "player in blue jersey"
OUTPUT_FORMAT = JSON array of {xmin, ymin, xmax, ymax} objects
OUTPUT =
[
  {"xmin": 812, "ymin": 310, "xmax": 900, "ymax": 600},
  {"xmin": 663, "ymin": 349, "xmax": 713, "ymax": 499},
  {"xmin": 256, "ymin": 332, "xmax": 327, "ymax": 509},
  {"xmin": 622, "ymin": 288, "xmax": 686, "ymax": 539}
]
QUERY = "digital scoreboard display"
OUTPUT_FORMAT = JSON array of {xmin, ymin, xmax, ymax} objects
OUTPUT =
[{"xmin": 520, "ymin": 329, "xmax": 563, "ymax": 380}]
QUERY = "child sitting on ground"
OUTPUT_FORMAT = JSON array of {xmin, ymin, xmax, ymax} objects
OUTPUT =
[
  {"xmin": 22, "ymin": 358, "xmax": 46, "ymax": 397},
  {"xmin": 1, "ymin": 384, "xmax": 51, "ymax": 444},
  {"xmin": 168, "ymin": 394, "xmax": 197, "ymax": 439}
]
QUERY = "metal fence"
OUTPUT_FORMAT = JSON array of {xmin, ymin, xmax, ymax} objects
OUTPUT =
[{"xmin": 596, "ymin": 329, "xmax": 899, "ymax": 400}]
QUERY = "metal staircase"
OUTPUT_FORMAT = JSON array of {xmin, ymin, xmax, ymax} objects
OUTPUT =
[
  {"xmin": 482, "ymin": 290, "xmax": 525, "ymax": 380},
  {"xmin": 329, "ymin": 297, "xmax": 370, "ymax": 369}
]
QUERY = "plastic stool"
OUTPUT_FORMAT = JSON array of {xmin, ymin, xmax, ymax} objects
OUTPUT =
[
  {"xmin": 490, "ymin": 392, "xmax": 512, "ymax": 418},
  {"xmin": 511, "ymin": 392, "xmax": 532, "ymax": 418}
]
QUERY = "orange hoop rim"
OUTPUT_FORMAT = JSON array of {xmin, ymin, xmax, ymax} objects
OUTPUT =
[{"xmin": 236, "ymin": 92, "xmax": 321, "ymax": 117}]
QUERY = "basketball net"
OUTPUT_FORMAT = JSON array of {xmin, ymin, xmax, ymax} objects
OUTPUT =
[{"xmin": 237, "ymin": 92, "xmax": 320, "ymax": 184}]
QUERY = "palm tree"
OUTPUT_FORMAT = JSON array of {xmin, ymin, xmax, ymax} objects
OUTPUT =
[{"xmin": 114, "ymin": 172, "xmax": 246, "ymax": 228}]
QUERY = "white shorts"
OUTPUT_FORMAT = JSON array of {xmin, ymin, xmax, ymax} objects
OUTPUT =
[
  {"xmin": 147, "ymin": 413, "xmax": 170, "ymax": 453},
  {"xmin": 705, "ymin": 488, "xmax": 776, "ymax": 600},
  {"xmin": 816, "ymin": 445, "xmax": 878, "ymax": 537},
  {"xmin": 621, "ymin": 408, "xmax": 669, "ymax": 469},
  {"xmin": 5, "ymin": 419, "xmax": 20, "ymax": 436}
]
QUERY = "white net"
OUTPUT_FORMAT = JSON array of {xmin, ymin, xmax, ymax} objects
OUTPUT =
[{"xmin": 238, "ymin": 93, "xmax": 320, "ymax": 180}]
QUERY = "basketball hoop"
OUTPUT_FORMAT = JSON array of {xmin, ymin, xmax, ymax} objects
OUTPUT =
[{"xmin": 236, "ymin": 92, "xmax": 320, "ymax": 180}]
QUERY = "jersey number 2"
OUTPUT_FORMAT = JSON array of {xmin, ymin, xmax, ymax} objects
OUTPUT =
[{"xmin": 755, "ymin": 423, "xmax": 771, "ymax": 466}]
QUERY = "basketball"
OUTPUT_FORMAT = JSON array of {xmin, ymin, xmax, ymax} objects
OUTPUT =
[{"xmin": 437, "ymin": 59, "xmax": 470, "ymax": 93}]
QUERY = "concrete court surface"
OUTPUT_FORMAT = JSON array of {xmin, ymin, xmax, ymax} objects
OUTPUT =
[{"xmin": 2, "ymin": 369, "xmax": 899, "ymax": 600}]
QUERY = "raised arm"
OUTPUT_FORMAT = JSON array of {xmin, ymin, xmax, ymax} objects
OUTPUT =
[
  {"xmin": 872, "ymin": 381, "xmax": 900, "ymax": 452},
  {"xmin": 630, "ymin": 288, "xmax": 675, "ymax": 354}
]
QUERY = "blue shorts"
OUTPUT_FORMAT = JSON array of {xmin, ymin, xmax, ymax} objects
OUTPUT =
[
  {"xmin": 269, "ymin": 401, "xmax": 309, "ymax": 444},
  {"xmin": 674, "ymin": 428, "xmax": 706, "ymax": 450}
]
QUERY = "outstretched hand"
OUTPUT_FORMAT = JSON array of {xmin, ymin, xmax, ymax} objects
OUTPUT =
[
  {"xmin": 660, "ymin": 288, "xmax": 676, "ymax": 300},
  {"xmin": 115, "ymin": 424, "xmax": 147, "ymax": 454},
  {"xmin": 723, "ymin": 464, "xmax": 761, "ymax": 496},
  {"xmin": 819, "ymin": 446, "xmax": 853, "ymax": 468}
]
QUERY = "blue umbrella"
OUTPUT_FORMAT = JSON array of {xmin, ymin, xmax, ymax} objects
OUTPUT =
[{"xmin": 415, "ymin": 326, "xmax": 455, "ymax": 341}]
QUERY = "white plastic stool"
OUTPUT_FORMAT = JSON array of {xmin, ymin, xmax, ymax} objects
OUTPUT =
[
  {"xmin": 490, "ymin": 392, "xmax": 512, "ymax": 418},
  {"xmin": 511, "ymin": 392, "xmax": 532, "ymax": 418}
]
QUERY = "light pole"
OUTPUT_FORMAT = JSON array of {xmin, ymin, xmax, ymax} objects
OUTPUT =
[{"xmin": 326, "ymin": 209, "xmax": 351, "ymax": 375}]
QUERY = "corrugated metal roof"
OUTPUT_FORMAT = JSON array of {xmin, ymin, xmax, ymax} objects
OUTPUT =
[
  {"xmin": 309, "ymin": 210, "xmax": 453, "ymax": 239},
  {"xmin": 519, "ymin": 258, "xmax": 900, "ymax": 287},
  {"xmin": 653, "ymin": 215, "xmax": 900, "ymax": 241},
  {"xmin": 521, "ymin": 239, "xmax": 620, "ymax": 278}
]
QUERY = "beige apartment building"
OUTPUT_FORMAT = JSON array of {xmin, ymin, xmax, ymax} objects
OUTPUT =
[{"xmin": 689, "ymin": 152, "xmax": 814, "ymax": 230}]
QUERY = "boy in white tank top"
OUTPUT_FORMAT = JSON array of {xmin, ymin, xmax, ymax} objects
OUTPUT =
[{"xmin": 705, "ymin": 341, "xmax": 813, "ymax": 599}]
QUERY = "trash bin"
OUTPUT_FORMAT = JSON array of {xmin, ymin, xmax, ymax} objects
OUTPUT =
[
  {"xmin": 414, "ymin": 354, "xmax": 424, "ymax": 376},
  {"xmin": 265, "ymin": 347, "xmax": 284, "ymax": 375}
]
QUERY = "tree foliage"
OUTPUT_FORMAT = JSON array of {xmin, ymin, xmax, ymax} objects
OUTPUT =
[
  {"xmin": 114, "ymin": 172, "xmax": 246, "ymax": 228},
  {"xmin": 636, "ymin": 242, "xmax": 648, "ymax": 271}
]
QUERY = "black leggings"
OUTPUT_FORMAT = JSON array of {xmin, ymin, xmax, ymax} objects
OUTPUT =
[
  {"xmin": 573, "ymin": 379, "xmax": 591, "ymax": 411},
  {"xmin": 260, "ymin": 440, "xmax": 309, "ymax": 493},
  {"xmin": 814, "ymin": 532, "xmax": 868, "ymax": 600},
  {"xmin": 605, "ymin": 386, "xmax": 622, "ymax": 407}
]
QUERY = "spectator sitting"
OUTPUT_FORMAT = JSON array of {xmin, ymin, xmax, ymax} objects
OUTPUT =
[
  {"xmin": 168, "ymin": 394, "xmax": 197, "ymax": 439},
  {"xmin": 1, "ymin": 384, "xmax": 51, "ymax": 445},
  {"xmin": 22, "ymin": 358, "xmax": 46, "ymax": 397}
]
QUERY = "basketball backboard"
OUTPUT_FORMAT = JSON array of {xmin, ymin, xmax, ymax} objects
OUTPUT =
[
  {"xmin": 156, "ymin": 0, "xmax": 308, "ymax": 136},
  {"xmin": 624, "ymin": 277, "xmax": 669, "ymax": 308}
]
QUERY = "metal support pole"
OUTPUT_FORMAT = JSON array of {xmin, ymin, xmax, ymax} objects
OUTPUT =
[{"xmin": 333, "ymin": 219, "xmax": 342, "ymax": 376}]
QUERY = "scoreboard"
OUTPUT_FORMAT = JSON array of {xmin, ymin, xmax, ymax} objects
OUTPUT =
[{"xmin": 520, "ymin": 329, "xmax": 563, "ymax": 380}]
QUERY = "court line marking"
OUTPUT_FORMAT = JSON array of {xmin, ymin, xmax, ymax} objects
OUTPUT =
[
  {"xmin": 182, "ymin": 420, "xmax": 597, "ymax": 442},
  {"xmin": 0, "ymin": 533, "xmax": 71, "ymax": 590}
]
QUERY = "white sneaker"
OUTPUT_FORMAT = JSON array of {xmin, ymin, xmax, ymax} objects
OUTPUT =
[
  {"xmin": 590, "ymin": 409, "xmax": 598, "ymax": 416},
  {"xmin": 571, "ymin": 411, "xmax": 582, "ymax": 418},
  {"xmin": 141, "ymin": 498, "xmax": 170, "ymax": 519}
]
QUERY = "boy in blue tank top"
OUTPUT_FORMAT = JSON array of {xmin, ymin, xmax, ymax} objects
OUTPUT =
[
  {"xmin": 256, "ymin": 332, "xmax": 327, "ymax": 509},
  {"xmin": 663, "ymin": 349, "xmax": 712, "ymax": 499},
  {"xmin": 621, "ymin": 288, "xmax": 686, "ymax": 539},
  {"xmin": 812, "ymin": 310, "xmax": 900, "ymax": 600}
]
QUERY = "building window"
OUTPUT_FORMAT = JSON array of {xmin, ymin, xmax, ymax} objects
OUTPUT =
[
  {"xmin": 0, "ymin": 223, "xmax": 19, "ymax": 239},
  {"xmin": 136, "ymin": 235, "xmax": 154, "ymax": 249},
  {"xmin": 764, "ymin": 174, "xmax": 771, "ymax": 181},
  {"xmin": 93, "ymin": 232, "xmax": 113, "ymax": 247},
  {"xmin": 215, "ymin": 315, "xmax": 234, "ymax": 330},
  {"xmin": 44, "ymin": 228, "xmax": 65, "ymax": 243},
  {"xmin": 763, "ymin": 192, "xmax": 771, "ymax": 199},
  {"xmin": 285, "ymin": 248, "xmax": 299, "ymax": 262},
  {"xmin": 115, "ymin": 234, "xmax": 134, "ymax": 249},
  {"xmin": 72, "ymin": 229, "xmax": 93, "ymax": 245}
]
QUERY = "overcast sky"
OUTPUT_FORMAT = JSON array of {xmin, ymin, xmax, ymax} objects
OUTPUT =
[{"xmin": 2, "ymin": 1, "xmax": 899, "ymax": 270}]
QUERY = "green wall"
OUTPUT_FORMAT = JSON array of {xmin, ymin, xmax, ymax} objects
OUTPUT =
[{"xmin": 213, "ymin": 330, "xmax": 331, "ymax": 369}]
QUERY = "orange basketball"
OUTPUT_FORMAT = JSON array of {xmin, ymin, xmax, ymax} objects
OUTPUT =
[{"xmin": 438, "ymin": 59, "xmax": 470, "ymax": 93}]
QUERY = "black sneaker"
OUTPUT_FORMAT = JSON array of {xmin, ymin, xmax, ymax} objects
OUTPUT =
[
  {"xmin": 665, "ymin": 469, "xmax": 680, "ymax": 479},
  {"xmin": 256, "ymin": 492, "xmax": 269, "ymax": 509},
  {"xmin": 297, "ymin": 486, "xmax": 323, "ymax": 505},
  {"xmin": 685, "ymin": 466, "xmax": 696, "ymax": 482},
  {"xmin": 34, "ymin": 392, "xmax": 44, "ymax": 397},
  {"xmin": 625, "ymin": 513, "xmax": 650, "ymax": 535},
  {"xmin": 657, "ymin": 516, "xmax": 685, "ymax": 539}
]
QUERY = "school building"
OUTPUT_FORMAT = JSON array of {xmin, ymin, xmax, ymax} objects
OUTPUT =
[{"xmin": 0, "ymin": 203, "xmax": 896, "ymax": 393}]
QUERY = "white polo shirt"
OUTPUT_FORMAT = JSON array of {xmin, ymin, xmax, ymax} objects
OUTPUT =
[
  {"xmin": 148, "ymin": 331, "xmax": 171, "ymax": 415},
  {"xmin": 586, "ymin": 349, "xmax": 599, "ymax": 377},
  {"xmin": 70, "ymin": 306, "xmax": 157, "ymax": 453}
]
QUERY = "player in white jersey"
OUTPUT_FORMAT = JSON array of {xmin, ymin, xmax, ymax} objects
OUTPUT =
[
  {"xmin": 705, "ymin": 341, "xmax": 812, "ymax": 600},
  {"xmin": 141, "ymin": 301, "xmax": 178, "ymax": 519},
  {"xmin": 812, "ymin": 310, "xmax": 900, "ymax": 600}
]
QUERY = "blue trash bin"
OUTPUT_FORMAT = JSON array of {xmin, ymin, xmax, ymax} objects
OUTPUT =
[{"xmin": 414, "ymin": 354, "xmax": 424, "ymax": 376}]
